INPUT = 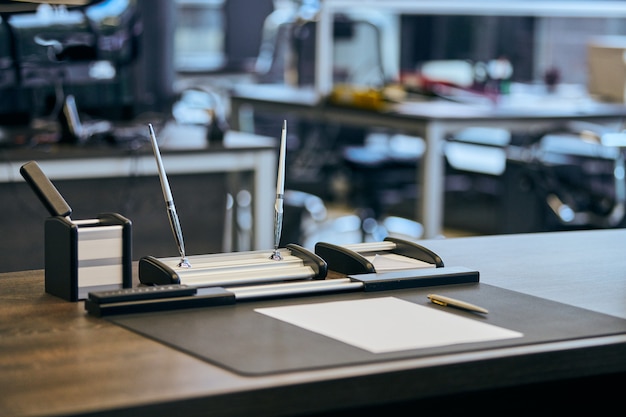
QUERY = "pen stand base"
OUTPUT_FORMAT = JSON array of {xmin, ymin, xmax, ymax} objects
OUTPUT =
[
  {"xmin": 139, "ymin": 244, "xmax": 327, "ymax": 287},
  {"xmin": 45, "ymin": 213, "xmax": 132, "ymax": 301}
]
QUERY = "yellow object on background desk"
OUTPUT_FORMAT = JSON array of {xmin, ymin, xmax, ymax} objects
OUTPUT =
[{"xmin": 328, "ymin": 84, "xmax": 385, "ymax": 110}]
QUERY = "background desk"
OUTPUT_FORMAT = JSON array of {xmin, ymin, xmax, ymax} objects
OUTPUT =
[
  {"xmin": 230, "ymin": 84, "xmax": 626, "ymax": 238},
  {"xmin": 1, "ymin": 229, "xmax": 626, "ymax": 416},
  {"xmin": 0, "ymin": 130, "xmax": 276, "ymax": 272}
]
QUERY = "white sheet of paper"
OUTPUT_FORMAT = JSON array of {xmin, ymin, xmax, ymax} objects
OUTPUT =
[{"xmin": 255, "ymin": 296, "xmax": 523, "ymax": 353}]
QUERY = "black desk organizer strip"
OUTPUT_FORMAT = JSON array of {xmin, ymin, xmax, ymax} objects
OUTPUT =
[
  {"xmin": 86, "ymin": 266, "xmax": 478, "ymax": 317},
  {"xmin": 108, "ymin": 283, "xmax": 626, "ymax": 376},
  {"xmin": 352, "ymin": 266, "xmax": 478, "ymax": 291}
]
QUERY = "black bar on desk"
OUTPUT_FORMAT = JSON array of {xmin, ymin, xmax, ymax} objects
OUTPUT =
[
  {"xmin": 349, "ymin": 266, "xmax": 479, "ymax": 291},
  {"xmin": 85, "ymin": 287, "xmax": 235, "ymax": 317},
  {"xmin": 88, "ymin": 266, "xmax": 479, "ymax": 316}
]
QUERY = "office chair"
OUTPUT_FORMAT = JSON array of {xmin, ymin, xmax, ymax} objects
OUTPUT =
[
  {"xmin": 341, "ymin": 133, "xmax": 425, "ymax": 242},
  {"xmin": 442, "ymin": 126, "xmax": 536, "ymax": 234},
  {"xmin": 526, "ymin": 130, "xmax": 626, "ymax": 230},
  {"xmin": 444, "ymin": 124, "xmax": 626, "ymax": 233}
]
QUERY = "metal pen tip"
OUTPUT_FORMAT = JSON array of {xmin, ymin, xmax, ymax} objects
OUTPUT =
[
  {"xmin": 270, "ymin": 249, "xmax": 283, "ymax": 261},
  {"xmin": 178, "ymin": 258, "xmax": 192, "ymax": 268}
]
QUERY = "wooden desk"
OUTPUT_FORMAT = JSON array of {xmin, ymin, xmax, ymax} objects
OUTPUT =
[
  {"xmin": 2, "ymin": 229, "xmax": 626, "ymax": 416},
  {"xmin": 230, "ymin": 84, "xmax": 626, "ymax": 239}
]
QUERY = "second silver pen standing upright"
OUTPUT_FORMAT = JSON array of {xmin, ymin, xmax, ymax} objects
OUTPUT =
[
  {"xmin": 270, "ymin": 120, "xmax": 287, "ymax": 261},
  {"xmin": 148, "ymin": 124, "xmax": 191, "ymax": 268}
]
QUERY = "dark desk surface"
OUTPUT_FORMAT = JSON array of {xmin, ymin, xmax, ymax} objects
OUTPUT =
[
  {"xmin": 2, "ymin": 229, "xmax": 626, "ymax": 416},
  {"xmin": 0, "ymin": 128, "xmax": 276, "ymax": 161}
]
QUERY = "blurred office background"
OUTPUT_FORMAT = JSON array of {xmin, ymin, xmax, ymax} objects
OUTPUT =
[
  {"xmin": 169, "ymin": 0, "xmax": 626, "ymax": 242},
  {"xmin": 3, "ymin": 0, "xmax": 626, "ymax": 270}
]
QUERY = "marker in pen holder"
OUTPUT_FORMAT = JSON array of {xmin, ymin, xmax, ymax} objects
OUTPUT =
[
  {"xmin": 20, "ymin": 161, "xmax": 132, "ymax": 301},
  {"xmin": 45, "ymin": 213, "xmax": 132, "ymax": 301}
]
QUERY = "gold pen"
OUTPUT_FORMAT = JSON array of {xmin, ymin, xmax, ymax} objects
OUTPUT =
[{"xmin": 427, "ymin": 293, "xmax": 488, "ymax": 314}]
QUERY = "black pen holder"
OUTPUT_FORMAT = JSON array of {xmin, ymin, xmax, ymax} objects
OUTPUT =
[{"xmin": 44, "ymin": 213, "xmax": 132, "ymax": 301}]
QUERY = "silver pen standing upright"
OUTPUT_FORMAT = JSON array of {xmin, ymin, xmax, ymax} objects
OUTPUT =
[
  {"xmin": 148, "ymin": 124, "xmax": 191, "ymax": 268},
  {"xmin": 270, "ymin": 120, "xmax": 287, "ymax": 261}
]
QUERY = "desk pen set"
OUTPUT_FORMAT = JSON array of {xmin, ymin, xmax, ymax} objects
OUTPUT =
[
  {"xmin": 138, "ymin": 122, "xmax": 324, "ymax": 286},
  {"xmin": 82, "ymin": 121, "xmax": 478, "ymax": 316}
]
